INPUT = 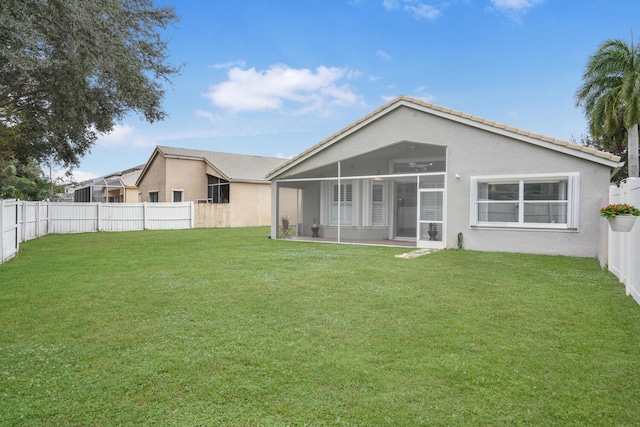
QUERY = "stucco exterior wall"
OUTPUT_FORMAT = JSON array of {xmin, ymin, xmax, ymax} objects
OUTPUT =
[
  {"xmin": 124, "ymin": 187, "xmax": 139, "ymax": 202},
  {"xmin": 137, "ymin": 154, "xmax": 167, "ymax": 202},
  {"xmin": 229, "ymin": 182, "xmax": 273, "ymax": 227},
  {"xmin": 164, "ymin": 157, "xmax": 208, "ymax": 202},
  {"xmin": 382, "ymin": 107, "xmax": 610, "ymax": 257},
  {"xmin": 194, "ymin": 182, "xmax": 274, "ymax": 227},
  {"xmin": 195, "ymin": 203, "xmax": 230, "ymax": 227},
  {"xmin": 275, "ymin": 105, "xmax": 613, "ymax": 258}
]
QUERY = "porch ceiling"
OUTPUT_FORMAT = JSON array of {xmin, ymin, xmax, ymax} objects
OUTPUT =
[{"xmin": 281, "ymin": 141, "xmax": 446, "ymax": 180}]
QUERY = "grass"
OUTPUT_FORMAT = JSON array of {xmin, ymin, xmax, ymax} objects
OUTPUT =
[{"xmin": 1, "ymin": 227, "xmax": 640, "ymax": 426}]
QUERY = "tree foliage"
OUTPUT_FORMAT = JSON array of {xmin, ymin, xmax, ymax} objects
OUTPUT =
[
  {"xmin": 0, "ymin": 158, "xmax": 52, "ymax": 200},
  {"xmin": 0, "ymin": 0, "xmax": 180, "ymax": 167},
  {"xmin": 575, "ymin": 38, "xmax": 640, "ymax": 178},
  {"xmin": 574, "ymin": 130, "xmax": 627, "ymax": 184}
]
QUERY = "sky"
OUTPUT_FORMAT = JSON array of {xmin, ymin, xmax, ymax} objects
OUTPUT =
[{"xmin": 67, "ymin": 0, "xmax": 640, "ymax": 182}]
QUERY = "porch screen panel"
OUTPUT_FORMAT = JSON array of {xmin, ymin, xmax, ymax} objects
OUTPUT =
[
  {"xmin": 419, "ymin": 175, "xmax": 445, "ymax": 189},
  {"xmin": 420, "ymin": 222, "xmax": 442, "ymax": 241},
  {"xmin": 208, "ymin": 175, "xmax": 230, "ymax": 203},
  {"xmin": 419, "ymin": 192, "xmax": 443, "ymax": 222}
]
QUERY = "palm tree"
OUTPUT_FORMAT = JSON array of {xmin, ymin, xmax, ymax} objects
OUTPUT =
[{"xmin": 575, "ymin": 38, "xmax": 640, "ymax": 178}]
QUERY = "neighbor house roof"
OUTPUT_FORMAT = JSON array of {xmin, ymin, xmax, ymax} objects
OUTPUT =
[
  {"xmin": 138, "ymin": 146, "xmax": 287, "ymax": 185},
  {"xmin": 76, "ymin": 164, "xmax": 145, "ymax": 189},
  {"xmin": 267, "ymin": 95, "xmax": 623, "ymax": 179}
]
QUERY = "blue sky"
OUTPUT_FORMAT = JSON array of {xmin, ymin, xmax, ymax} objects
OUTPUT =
[{"xmin": 69, "ymin": 0, "xmax": 640, "ymax": 181}]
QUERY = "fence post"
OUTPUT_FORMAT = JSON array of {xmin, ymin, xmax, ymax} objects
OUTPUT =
[
  {"xmin": 35, "ymin": 202, "xmax": 40, "ymax": 238},
  {"xmin": 18, "ymin": 201, "xmax": 29, "ymax": 243},
  {"xmin": 143, "ymin": 202, "xmax": 148, "ymax": 230},
  {"xmin": 0, "ymin": 199, "xmax": 4, "ymax": 263},
  {"xmin": 190, "ymin": 201, "xmax": 195, "ymax": 228},
  {"xmin": 96, "ymin": 202, "xmax": 102, "ymax": 231}
]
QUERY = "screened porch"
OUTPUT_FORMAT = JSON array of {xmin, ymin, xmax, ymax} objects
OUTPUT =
[{"xmin": 273, "ymin": 141, "xmax": 448, "ymax": 249}]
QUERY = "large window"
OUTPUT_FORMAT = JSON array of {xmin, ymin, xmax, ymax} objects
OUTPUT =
[
  {"xmin": 207, "ymin": 175, "xmax": 229, "ymax": 203},
  {"xmin": 471, "ymin": 173, "xmax": 579, "ymax": 229}
]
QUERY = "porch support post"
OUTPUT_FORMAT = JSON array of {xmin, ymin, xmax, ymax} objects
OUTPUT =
[
  {"xmin": 272, "ymin": 181, "xmax": 279, "ymax": 239},
  {"xmin": 337, "ymin": 161, "xmax": 341, "ymax": 243}
]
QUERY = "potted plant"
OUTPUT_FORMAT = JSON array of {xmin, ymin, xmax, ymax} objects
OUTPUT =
[
  {"xmin": 281, "ymin": 214, "xmax": 290, "ymax": 229},
  {"xmin": 311, "ymin": 218, "xmax": 320, "ymax": 237},
  {"xmin": 428, "ymin": 223, "xmax": 438, "ymax": 240},
  {"xmin": 599, "ymin": 203, "xmax": 640, "ymax": 232}
]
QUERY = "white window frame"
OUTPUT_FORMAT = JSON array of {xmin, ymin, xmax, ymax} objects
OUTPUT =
[
  {"xmin": 172, "ymin": 189, "xmax": 184, "ymax": 203},
  {"xmin": 470, "ymin": 173, "xmax": 579, "ymax": 230}
]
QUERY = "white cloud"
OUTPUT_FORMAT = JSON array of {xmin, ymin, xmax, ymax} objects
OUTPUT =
[
  {"xmin": 377, "ymin": 50, "xmax": 391, "ymax": 60},
  {"xmin": 204, "ymin": 64, "xmax": 364, "ymax": 114},
  {"xmin": 195, "ymin": 109, "xmax": 222, "ymax": 122},
  {"xmin": 489, "ymin": 0, "xmax": 544, "ymax": 20},
  {"xmin": 382, "ymin": 0, "xmax": 442, "ymax": 20},
  {"xmin": 491, "ymin": 0, "xmax": 542, "ymax": 9},
  {"xmin": 412, "ymin": 93, "xmax": 437, "ymax": 103},
  {"xmin": 211, "ymin": 60, "xmax": 247, "ymax": 70},
  {"xmin": 405, "ymin": 3, "xmax": 441, "ymax": 20},
  {"xmin": 53, "ymin": 168, "xmax": 98, "ymax": 185},
  {"xmin": 383, "ymin": 0, "xmax": 400, "ymax": 10},
  {"xmin": 412, "ymin": 85, "xmax": 436, "ymax": 103},
  {"xmin": 96, "ymin": 124, "xmax": 156, "ymax": 149}
]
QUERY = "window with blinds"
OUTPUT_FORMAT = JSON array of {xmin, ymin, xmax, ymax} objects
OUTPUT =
[
  {"xmin": 471, "ymin": 173, "xmax": 579, "ymax": 229},
  {"xmin": 372, "ymin": 183, "xmax": 384, "ymax": 225},
  {"xmin": 331, "ymin": 183, "xmax": 353, "ymax": 225}
]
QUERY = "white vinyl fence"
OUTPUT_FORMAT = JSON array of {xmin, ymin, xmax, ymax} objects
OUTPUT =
[
  {"xmin": 0, "ymin": 200, "xmax": 194, "ymax": 264},
  {"xmin": 607, "ymin": 177, "xmax": 640, "ymax": 306}
]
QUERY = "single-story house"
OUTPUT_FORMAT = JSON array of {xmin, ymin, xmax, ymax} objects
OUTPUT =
[
  {"xmin": 74, "ymin": 164, "xmax": 144, "ymax": 203},
  {"xmin": 136, "ymin": 145, "xmax": 291, "ymax": 228},
  {"xmin": 267, "ymin": 96, "xmax": 623, "ymax": 259}
]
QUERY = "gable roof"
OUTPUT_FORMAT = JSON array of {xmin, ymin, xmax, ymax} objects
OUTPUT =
[
  {"xmin": 138, "ymin": 145, "xmax": 287, "ymax": 185},
  {"xmin": 267, "ymin": 95, "xmax": 623, "ymax": 179}
]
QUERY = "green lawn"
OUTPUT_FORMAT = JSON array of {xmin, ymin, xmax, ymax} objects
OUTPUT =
[{"xmin": 1, "ymin": 228, "xmax": 639, "ymax": 426}]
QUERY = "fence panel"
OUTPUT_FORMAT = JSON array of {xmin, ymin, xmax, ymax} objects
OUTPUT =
[
  {"xmin": 608, "ymin": 178, "xmax": 640, "ymax": 306},
  {"xmin": 1, "ymin": 199, "xmax": 19, "ymax": 263},
  {"xmin": 0, "ymin": 200, "xmax": 194, "ymax": 265},
  {"xmin": 21, "ymin": 201, "xmax": 46, "ymax": 242},
  {"xmin": 144, "ymin": 202, "xmax": 194, "ymax": 230},
  {"xmin": 99, "ymin": 204, "xmax": 145, "ymax": 231},
  {"xmin": 49, "ymin": 203, "xmax": 99, "ymax": 234}
]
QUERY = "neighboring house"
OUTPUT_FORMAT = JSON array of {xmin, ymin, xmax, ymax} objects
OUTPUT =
[
  {"xmin": 74, "ymin": 165, "xmax": 144, "ymax": 203},
  {"xmin": 136, "ymin": 145, "xmax": 289, "ymax": 228},
  {"xmin": 267, "ymin": 96, "xmax": 623, "ymax": 259}
]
